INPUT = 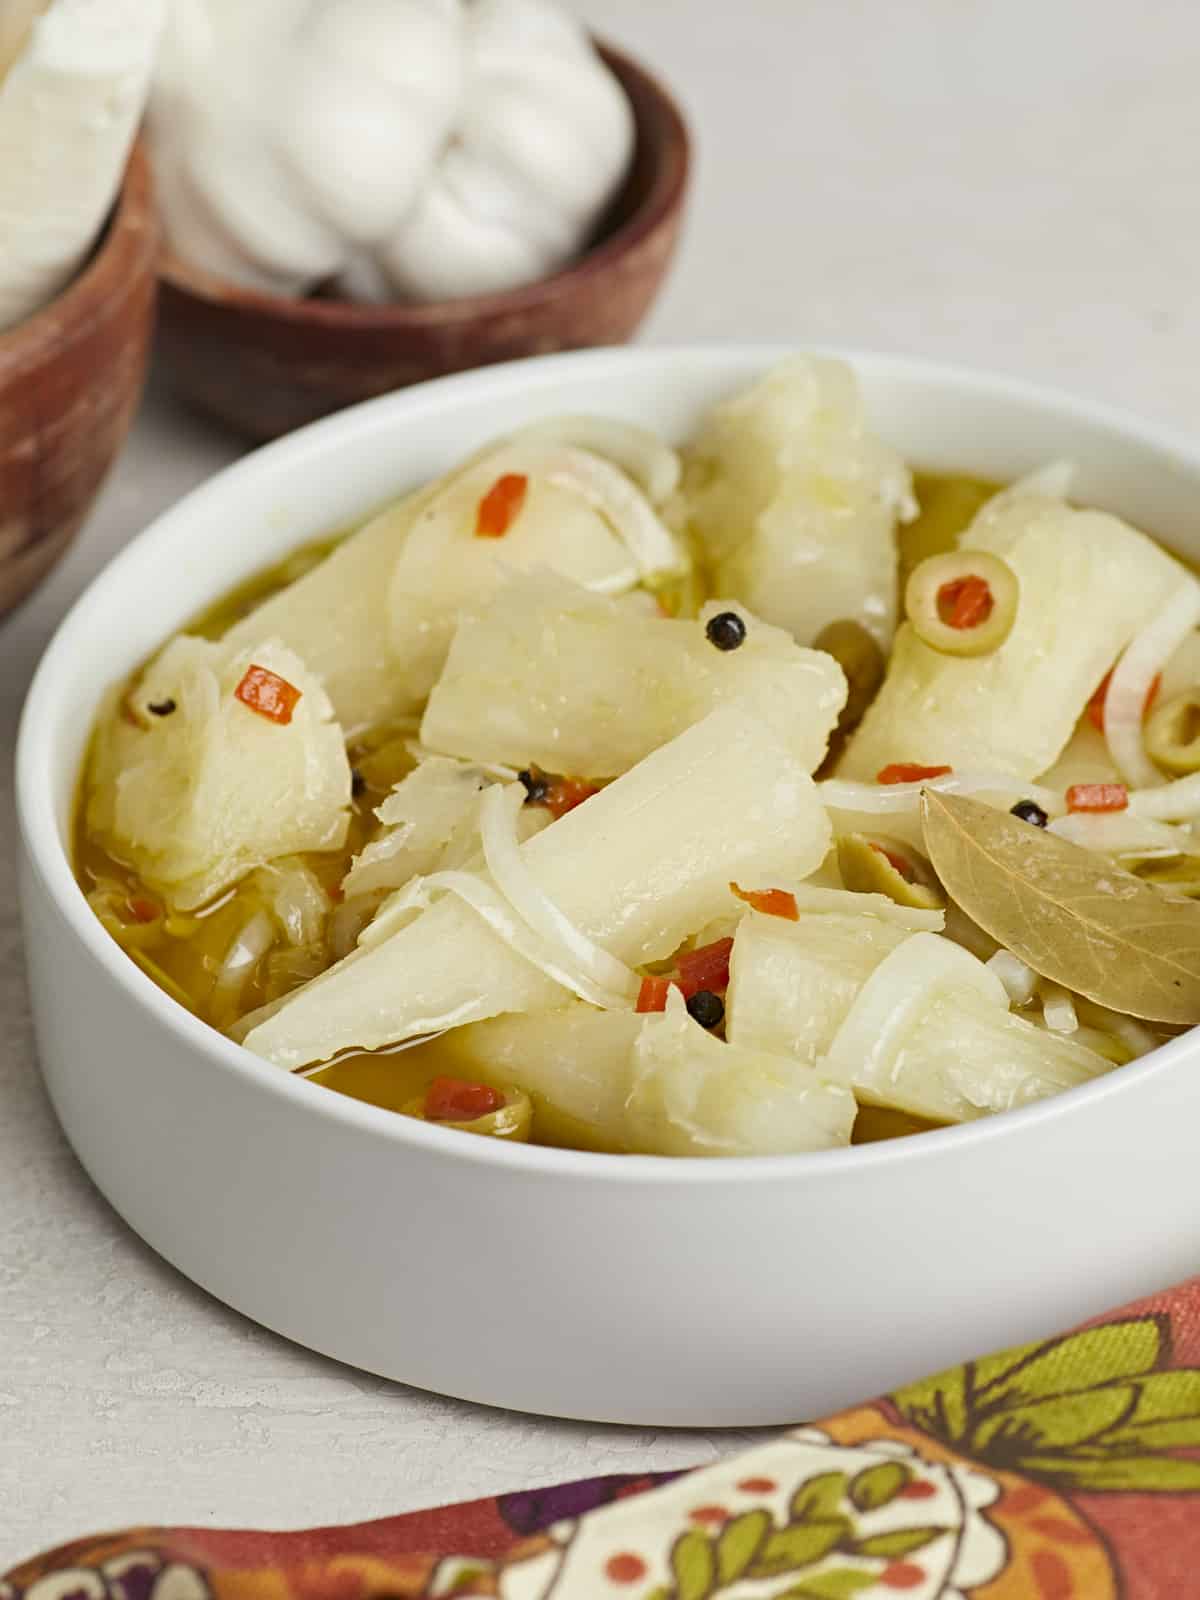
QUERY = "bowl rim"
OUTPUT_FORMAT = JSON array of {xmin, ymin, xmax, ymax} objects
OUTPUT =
[
  {"xmin": 156, "ymin": 40, "xmax": 691, "ymax": 329},
  {"xmin": 0, "ymin": 139, "xmax": 157, "ymax": 370},
  {"xmin": 17, "ymin": 341, "xmax": 1200, "ymax": 1186}
]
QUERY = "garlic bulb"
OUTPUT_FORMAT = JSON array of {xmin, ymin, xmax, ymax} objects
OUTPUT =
[
  {"xmin": 0, "ymin": 0, "xmax": 166, "ymax": 333},
  {"xmin": 149, "ymin": 0, "xmax": 635, "ymax": 304}
]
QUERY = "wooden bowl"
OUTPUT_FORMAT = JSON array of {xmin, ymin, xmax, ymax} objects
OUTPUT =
[
  {"xmin": 155, "ymin": 44, "xmax": 691, "ymax": 442},
  {"xmin": 0, "ymin": 142, "xmax": 159, "ymax": 619}
]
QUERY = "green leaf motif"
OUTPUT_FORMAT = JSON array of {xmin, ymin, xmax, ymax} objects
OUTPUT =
[
  {"xmin": 848, "ymin": 1461, "xmax": 910, "ymax": 1511},
  {"xmin": 1019, "ymin": 1453, "xmax": 1200, "ymax": 1493},
  {"xmin": 973, "ymin": 1385, "xmax": 1136, "ymax": 1456},
  {"xmin": 751, "ymin": 1520, "xmax": 848, "ymax": 1577},
  {"xmin": 971, "ymin": 1320, "xmax": 1165, "ymax": 1409},
  {"xmin": 851, "ymin": 1525, "xmax": 944, "ymax": 1559},
  {"xmin": 775, "ymin": 1570, "xmax": 877, "ymax": 1599},
  {"xmin": 790, "ymin": 1471, "xmax": 848, "ymax": 1524},
  {"xmin": 715, "ymin": 1510, "xmax": 770, "ymax": 1586},
  {"xmin": 670, "ymin": 1528, "xmax": 717, "ymax": 1600},
  {"xmin": 891, "ymin": 1368, "xmax": 970, "ymax": 1444}
]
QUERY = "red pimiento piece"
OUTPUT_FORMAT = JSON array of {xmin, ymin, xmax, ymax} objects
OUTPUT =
[
  {"xmin": 937, "ymin": 573, "xmax": 994, "ymax": 630},
  {"xmin": 543, "ymin": 777, "xmax": 598, "ymax": 820},
  {"xmin": 737, "ymin": 1476, "xmax": 778, "ymax": 1494},
  {"xmin": 234, "ymin": 664, "xmax": 302, "ymax": 725},
  {"xmin": 871, "ymin": 842, "xmax": 915, "ymax": 882},
  {"xmin": 125, "ymin": 896, "xmax": 160, "ymax": 924},
  {"xmin": 899, "ymin": 1479, "xmax": 938, "ymax": 1499},
  {"xmin": 730, "ymin": 882, "xmax": 799, "ymax": 920},
  {"xmin": 675, "ymin": 937, "xmax": 734, "ymax": 998},
  {"xmin": 424, "ymin": 1077, "xmax": 505, "ymax": 1122},
  {"xmin": 1066, "ymin": 782, "xmax": 1129, "ymax": 813},
  {"xmin": 475, "ymin": 472, "xmax": 529, "ymax": 537},
  {"xmin": 876, "ymin": 762, "xmax": 953, "ymax": 785},
  {"xmin": 1087, "ymin": 669, "xmax": 1161, "ymax": 733},
  {"xmin": 636, "ymin": 975, "xmax": 672, "ymax": 1013}
]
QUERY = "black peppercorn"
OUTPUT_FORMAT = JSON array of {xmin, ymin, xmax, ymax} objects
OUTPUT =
[
  {"xmin": 686, "ymin": 989, "xmax": 725, "ymax": 1029},
  {"xmin": 705, "ymin": 611, "xmax": 747, "ymax": 652},
  {"xmin": 1010, "ymin": 799, "xmax": 1049, "ymax": 828},
  {"xmin": 518, "ymin": 767, "xmax": 550, "ymax": 804},
  {"xmin": 147, "ymin": 698, "xmax": 177, "ymax": 717}
]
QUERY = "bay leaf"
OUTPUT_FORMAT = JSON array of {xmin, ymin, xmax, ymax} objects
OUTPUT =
[{"xmin": 921, "ymin": 789, "xmax": 1200, "ymax": 1023}]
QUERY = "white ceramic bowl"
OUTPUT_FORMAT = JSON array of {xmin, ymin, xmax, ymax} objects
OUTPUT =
[{"xmin": 17, "ymin": 346, "xmax": 1200, "ymax": 1428}]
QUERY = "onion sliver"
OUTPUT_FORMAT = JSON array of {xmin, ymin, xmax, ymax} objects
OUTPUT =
[
  {"xmin": 213, "ymin": 911, "xmax": 275, "ymax": 1001},
  {"xmin": 1129, "ymin": 770, "xmax": 1200, "ymax": 821},
  {"xmin": 987, "ymin": 950, "xmax": 1038, "ymax": 1006},
  {"xmin": 1047, "ymin": 810, "xmax": 1191, "ymax": 857},
  {"xmin": 818, "ymin": 772, "xmax": 1058, "ymax": 815},
  {"xmin": 480, "ymin": 784, "xmax": 639, "ymax": 1000},
  {"xmin": 386, "ymin": 869, "xmax": 635, "ymax": 1011},
  {"xmin": 1041, "ymin": 985, "xmax": 1079, "ymax": 1034},
  {"xmin": 784, "ymin": 883, "xmax": 944, "ymax": 931},
  {"xmin": 1007, "ymin": 459, "xmax": 1077, "ymax": 500},
  {"xmin": 1104, "ymin": 583, "xmax": 1200, "ymax": 787},
  {"xmin": 542, "ymin": 446, "xmax": 688, "ymax": 583},
  {"xmin": 506, "ymin": 415, "xmax": 682, "ymax": 505}
]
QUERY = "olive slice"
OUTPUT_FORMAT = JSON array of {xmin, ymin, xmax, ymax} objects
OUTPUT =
[
  {"xmin": 905, "ymin": 549, "xmax": 1019, "ymax": 658},
  {"xmin": 813, "ymin": 619, "xmax": 885, "ymax": 735},
  {"xmin": 1145, "ymin": 689, "xmax": 1200, "ymax": 776},
  {"xmin": 837, "ymin": 832, "xmax": 946, "ymax": 912},
  {"xmin": 403, "ymin": 1085, "xmax": 534, "ymax": 1141}
]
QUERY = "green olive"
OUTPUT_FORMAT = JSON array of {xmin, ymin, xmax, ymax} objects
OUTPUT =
[
  {"xmin": 837, "ymin": 832, "xmax": 946, "ymax": 912},
  {"xmin": 905, "ymin": 549, "xmax": 1019, "ymax": 658},
  {"xmin": 813, "ymin": 619, "xmax": 885, "ymax": 735},
  {"xmin": 1145, "ymin": 689, "xmax": 1200, "ymax": 776},
  {"xmin": 403, "ymin": 1085, "xmax": 534, "ymax": 1142}
]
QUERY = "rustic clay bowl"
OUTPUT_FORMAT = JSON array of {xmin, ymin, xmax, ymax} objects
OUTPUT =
[
  {"xmin": 155, "ymin": 44, "xmax": 690, "ymax": 442},
  {"xmin": 0, "ymin": 142, "xmax": 159, "ymax": 619}
]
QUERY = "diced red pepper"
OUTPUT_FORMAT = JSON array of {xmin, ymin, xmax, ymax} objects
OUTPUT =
[
  {"xmin": 936, "ymin": 574, "xmax": 994, "ymax": 630},
  {"xmin": 1086, "ymin": 670, "xmax": 1162, "ymax": 733},
  {"xmin": 424, "ymin": 1077, "xmax": 505, "ymax": 1122},
  {"xmin": 542, "ymin": 777, "xmax": 598, "ymax": 820},
  {"xmin": 675, "ymin": 937, "xmax": 734, "ymax": 998},
  {"xmin": 475, "ymin": 473, "xmax": 529, "ymax": 538},
  {"xmin": 234, "ymin": 664, "xmax": 302, "ymax": 726},
  {"xmin": 876, "ymin": 763, "xmax": 953, "ymax": 785},
  {"xmin": 730, "ymin": 882, "xmax": 799, "ymax": 920},
  {"xmin": 125, "ymin": 896, "xmax": 160, "ymax": 924},
  {"xmin": 870, "ymin": 843, "xmax": 915, "ymax": 882},
  {"xmin": 1066, "ymin": 782, "xmax": 1129, "ymax": 813},
  {"xmin": 636, "ymin": 975, "xmax": 673, "ymax": 1013}
]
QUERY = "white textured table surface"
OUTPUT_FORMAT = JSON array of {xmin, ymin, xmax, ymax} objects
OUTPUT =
[{"xmin": 5, "ymin": 0, "xmax": 1200, "ymax": 1569}]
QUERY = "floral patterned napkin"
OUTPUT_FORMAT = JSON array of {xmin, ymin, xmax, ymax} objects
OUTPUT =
[{"xmin": 8, "ymin": 1279, "xmax": 1200, "ymax": 1600}]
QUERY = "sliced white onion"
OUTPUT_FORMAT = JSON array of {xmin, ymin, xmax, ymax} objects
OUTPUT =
[
  {"xmin": 541, "ymin": 446, "xmax": 689, "ymax": 583},
  {"xmin": 480, "ymin": 784, "xmax": 639, "ymax": 1000},
  {"xmin": 260, "ymin": 861, "xmax": 329, "ymax": 946},
  {"xmin": 786, "ymin": 882, "xmax": 944, "ymax": 931},
  {"xmin": 818, "ymin": 772, "xmax": 1059, "ymax": 815},
  {"xmin": 212, "ymin": 911, "xmax": 276, "ymax": 1001},
  {"xmin": 987, "ymin": 950, "xmax": 1038, "ymax": 1007},
  {"xmin": 383, "ymin": 868, "xmax": 635, "ymax": 1012},
  {"xmin": 1007, "ymin": 459, "xmax": 1077, "ymax": 501},
  {"xmin": 1113, "ymin": 1018, "xmax": 1159, "ymax": 1058},
  {"xmin": 506, "ymin": 415, "xmax": 682, "ymax": 505},
  {"xmin": 1041, "ymin": 984, "xmax": 1079, "ymax": 1034},
  {"xmin": 1129, "ymin": 771, "xmax": 1200, "ymax": 821},
  {"xmin": 1104, "ymin": 584, "xmax": 1200, "ymax": 787},
  {"xmin": 1047, "ymin": 810, "xmax": 1192, "ymax": 857}
]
